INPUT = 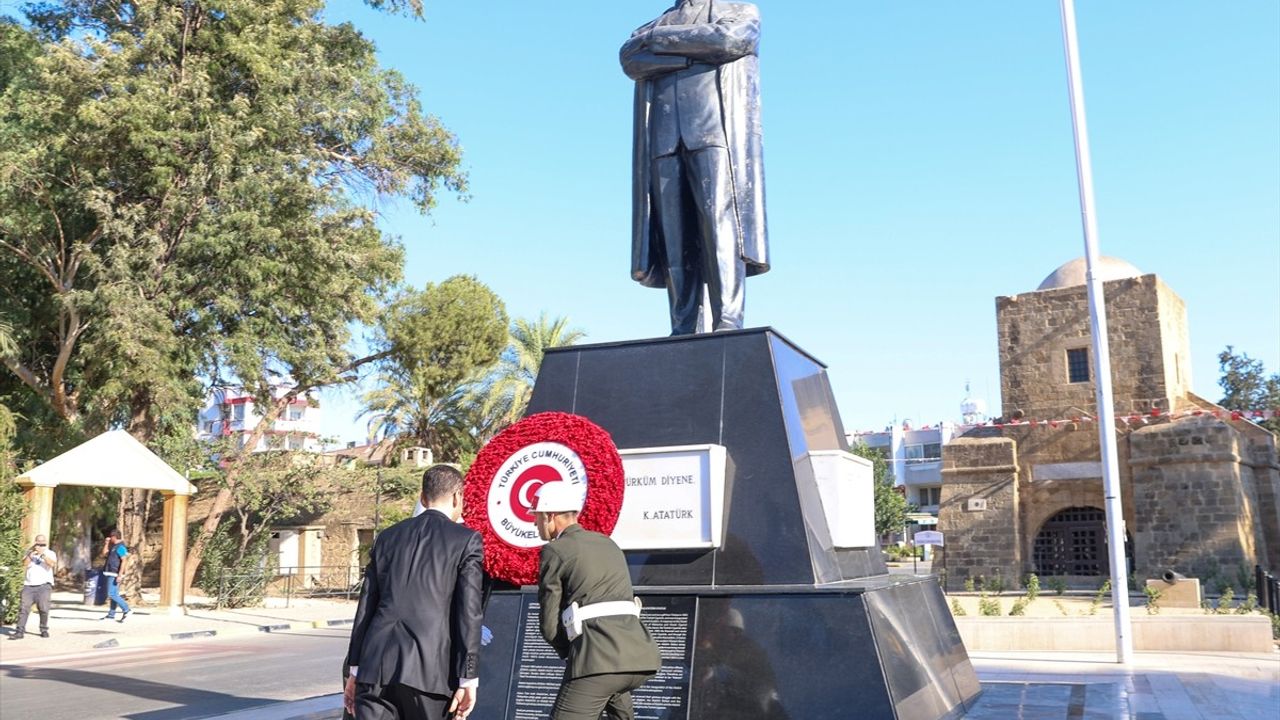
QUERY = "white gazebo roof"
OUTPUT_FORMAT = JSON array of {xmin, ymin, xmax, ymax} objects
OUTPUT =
[{"xmin": 17, "ymin": 430, "xmax": 197, "ymax": 495}]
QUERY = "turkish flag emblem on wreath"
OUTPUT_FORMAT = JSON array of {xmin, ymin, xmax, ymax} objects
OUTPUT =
[{"xmin": 462, "ymin": 412, "xmax": 625, "ymax": 586}]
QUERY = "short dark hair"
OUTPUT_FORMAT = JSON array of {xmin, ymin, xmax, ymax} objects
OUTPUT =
[
  {"xmin": 108, "ymin": 529, "xmax": 122, "ymax": 540},
  {"xmin": 422, "ymin": 464, "xmax": 464, "ymax": 503}
]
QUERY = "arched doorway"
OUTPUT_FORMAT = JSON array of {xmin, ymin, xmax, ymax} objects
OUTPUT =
[{"xmin": 1032, "ymin": 506, "xmax": 1120, "ymax": 577}]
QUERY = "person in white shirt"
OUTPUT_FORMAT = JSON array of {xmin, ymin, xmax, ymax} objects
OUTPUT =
[{"xmin": 11, "ymin": 534, "xmax": 57, "ymax": 640}]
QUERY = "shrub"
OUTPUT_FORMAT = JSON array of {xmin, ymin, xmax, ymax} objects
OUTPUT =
[
  {"xmin": 1048, "ymin": 576, "xmax": 1068, "ymax": 596},
  {"xmin": 1238, "ymin": 592, "xmax": 1258, "ymax": 615},
  {"xmin": 984, "ymin": 573, "xmax": 1007, "ymax": 595},
  {"xmin": 978, "ymin": 593, "xmax": 1001, "ymax": 616},
  {"xmin": 963, "ymin": 576, "xmax": 976, "ymax": 593},
  {"xmin": 1270, "ymin": 612, "xmax": 1280, "ymax": 640},
  {"xmin": 195, "ymin": 523, "xmax": 273, "ymax": 608},
  {"xmin": 1023, "ymin": 574, "xmax": 1041, "ymax": 602},
  {"xmin": 1143, "ymin": 584, "xmax": 1163, "ymax": 615},
  {"xmin": 1237, "ymin": 564, "xmax": 1255, "ymax": 593},
  {"xmin": 1008, "ymin": 598, "xmax": 1029, "ymax": 616},
  {"xmin": 1088, "ymin": 579, "xmax": 1111, "ymax": 616},
  {"xmin": 1217, "ymin": 586, "xmax": 1235, "ymax": 614},
  {"xmin": 950, "ymin": 598, "xmax": 966, "ymax": 616}
]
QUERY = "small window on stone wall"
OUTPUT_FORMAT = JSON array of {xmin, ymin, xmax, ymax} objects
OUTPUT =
[{"xmin": 1066, "ymin": 348, "xmax": 1090, "ymax": 383}]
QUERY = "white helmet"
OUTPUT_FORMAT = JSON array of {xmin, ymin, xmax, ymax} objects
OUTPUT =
[{"xmin": 534, "ymin": 482, "xmax": 585, "ymax": 513}]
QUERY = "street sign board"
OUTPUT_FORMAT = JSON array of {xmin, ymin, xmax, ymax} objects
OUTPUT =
[{"xmin": 914, "ymin": 530, "xmax": 944, "ymax": 546}]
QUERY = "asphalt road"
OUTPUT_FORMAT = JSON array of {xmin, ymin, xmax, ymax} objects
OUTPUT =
[{"xmin": 0, "ymin": 626, "xmax": 349, "ymax": 720}]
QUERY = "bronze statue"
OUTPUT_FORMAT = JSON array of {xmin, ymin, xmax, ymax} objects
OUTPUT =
[{"xmin": 622, "ymin": 1, "xmax": 769, "ymax": 335}]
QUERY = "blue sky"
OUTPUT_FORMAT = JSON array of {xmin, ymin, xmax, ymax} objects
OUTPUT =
[{"xmin": 316, "ymin": 1, "xmax": 1279, "ymax": 445}]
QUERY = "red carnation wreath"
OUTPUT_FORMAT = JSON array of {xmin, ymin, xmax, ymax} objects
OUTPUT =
[{"xmin": 463, "ymin": 412, "xmax": 624, "ymax": 586}]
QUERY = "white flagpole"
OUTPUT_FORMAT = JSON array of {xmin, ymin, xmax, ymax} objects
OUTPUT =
[{"xmin": 1058, "ymin": 0, "xmax": 1134, "ymax": 664}]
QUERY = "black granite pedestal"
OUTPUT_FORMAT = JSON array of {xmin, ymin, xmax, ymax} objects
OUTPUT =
[{"xmin": 473, "ymin": 329, "xmax": 980, "ymax": 720}]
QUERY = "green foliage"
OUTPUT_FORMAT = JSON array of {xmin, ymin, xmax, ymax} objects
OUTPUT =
[
  {"xmin": 376, "ymin": 505, "xmax": 412, "ymax": 533},
  {"xmin": 363, "ymin": 276, "xmax": 508, "ymax": 461},
  {"xmin": 1217, "ymin": 346, "xmax": 1280, "ymax": 434},
  {"xmin": 950, "ymin": 597, "xmax": 966, "ymax": 616},
  {"xmin": 192, "ymin": 449, "xmax": 331, "ymax": 590},
  {"xmin": 978, "ymin": 592, "xmax": 1001, "ymax": 616},
  {"xmin": 1238, "ymin": 591, "xmax": 1258, "ymax": 615},
  {"xmin": 1, "ymin": 1, "xmax": 469, "ymax": 585},
  {"xmin": 983, "ymin": 573, "xmax": 1007, "ymax": 595},
  {"xmin": 1216, "ymin": 586, "xmax": 1235, "ymax": 614},
  {"xmin": 1237, "ymin": 564, "xmax": 1256, "ymax": 593},
  {"xmin": 1143, "ymin": 584, "xmax": 1163, "ymax": 615},
  {"xmin": 850, "ymin": 442, "xmax": 910, "ymax": 536},
  {"xmin": 1088, "ymin": 579, "xmax": 1111, "ymax": 616},
  {"xmin": 475, "ymin": 313, "xmax": 586, "ymax": 432},
  {"xmin": 1023, "ymin": 573, "xmax": 1041, "ymax": 601},
  {"xmin": 1269, "ymin": 612, "xmax": 1280, "ymax": 640},
  {"xmin": 1008, "ymin": 597, "xmax": 1029, "ymax": 616},
  {"xmin": 1053, "ymin": 599, "xmax": 1069, "ymax": 616},
  {"xmin": 963, "ymin": 576, "xmax": 976, "ymax": 593},
  {"xmin": 1048, "ymin": 576, "xmax": 1068, "ymax": 596},
  {"xmin": 194, "ymin": 522, "xmax": 273, "ymax": 608},
  {"xmin": 0, "ymin": 405, "xmax": 25, "ymax": 623}
]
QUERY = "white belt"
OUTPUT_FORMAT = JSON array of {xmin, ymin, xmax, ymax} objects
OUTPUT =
[{"xmin": 561, "ymin": 598, "xmax": 642, "ymax": 641}]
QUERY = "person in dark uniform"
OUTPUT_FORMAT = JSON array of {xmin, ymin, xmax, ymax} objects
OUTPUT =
[
  {"xmin": 344, "ymin": 465, "xmax": 484, "ymax": 719},
  {"xmin": 534, "ymin": 483, "xmax": 662, "ymax": 720}
]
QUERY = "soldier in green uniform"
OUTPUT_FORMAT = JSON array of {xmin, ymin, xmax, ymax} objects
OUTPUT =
[{"xmin": 534, "ymin": 483, "xmax": 662, "ymax": 720}]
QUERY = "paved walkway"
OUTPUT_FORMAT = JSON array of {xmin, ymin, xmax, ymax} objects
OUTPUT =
[
  {"xmin": 8, "ymin": 594, "xmax": 1275, "ymax": 719},
  {"xmin": 965, "ymin": 651, "xmax": 1280, "ymax": 719},
  {"xmin": 205, "ymin": 651, "xmax": 1280, "ymax": 720},
  {"xmin": 0, "ymin": 590, "xmax": 358, "ymax": 662}
]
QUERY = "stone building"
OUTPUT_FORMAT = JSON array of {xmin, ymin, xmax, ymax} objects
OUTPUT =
[{"xmin": 937, "ymin": 257, "xmax": 1280, "ymax": 590}]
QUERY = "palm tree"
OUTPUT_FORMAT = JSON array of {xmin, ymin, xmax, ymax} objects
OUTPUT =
[
  {"xmin": 477, "ymin": 313, "xmax": 586, "ymax": 434},
  {"xmin": 360, "ymin": 366, "xmax": 486, "ymax": 463}
]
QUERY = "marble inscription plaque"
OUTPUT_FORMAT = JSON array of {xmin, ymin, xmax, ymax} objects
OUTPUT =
[
  {"xmin": 508, "ymin": 597, "xmax": 565, "ymax": 719},
  {"xmin": 632, "ymin": 596, "xmax": 696, "ymax": 720}
]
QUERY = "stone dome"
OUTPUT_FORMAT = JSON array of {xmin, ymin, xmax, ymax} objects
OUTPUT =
[{"xmin": 1036, "ymin": 256, "xmax": 1142, "ymax": 291}]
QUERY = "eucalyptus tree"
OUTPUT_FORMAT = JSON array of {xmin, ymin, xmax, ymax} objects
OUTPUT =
[{"xmin": 0, "ymin": 1, "xmax": 468, "ymax": 590}]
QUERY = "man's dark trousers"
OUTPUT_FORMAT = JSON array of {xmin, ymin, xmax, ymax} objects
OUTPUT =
[
  {"xmin": 552, "ymin": 672, "xmax": 652, "ymax": 720},
  {"xmin": 355, "ymin": 682, "xmax": 451, "ymax": 720},
  {"xmin": 15, "ymin": 583, "xmax": 51, "ymax": 635}
]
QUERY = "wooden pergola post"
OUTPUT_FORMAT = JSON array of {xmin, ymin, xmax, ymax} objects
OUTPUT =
[
  {"xmin": 19, "ymin": 481, "xmax": 55, "ymax": 546},
  {"xmin": 158, "ymin": 491, "xmax": 190, "ymax": 613}
]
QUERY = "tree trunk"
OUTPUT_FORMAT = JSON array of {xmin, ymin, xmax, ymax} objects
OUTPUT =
[
  {"xmin": 121, "ymin": 391, "xmax": 156, "ymax": 602},
  {"xmin": 117, "ymin": 488, "xmax": 149, "ymax": 602},
  {"xmin": 183, "ymin": 399, "xmax": 289, "ymax": 589},
  {"xmin": 182, "ymin": 352, "xmax": 388, "ymax": 590}
]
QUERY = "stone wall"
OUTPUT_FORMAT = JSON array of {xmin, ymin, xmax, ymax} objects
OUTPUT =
[
  {"xmin": 1129, "ymin": 417, "xmax": 1262, "ymax": 581},
  {"xmin": 1002, "ymin": 423, "xmax": 1138, "ymax": 574},
  {"xmin": 938, "ymin": 437, "xmax": 1020, "ymax": 590},
  {"xmin": 997, "ymin": 274, "xmax": 1185, "ymax": 421}
]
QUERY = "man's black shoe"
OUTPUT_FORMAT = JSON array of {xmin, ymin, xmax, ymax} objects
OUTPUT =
[
  {"xmin": 7, "ymin": 633, "xmax": 23, "ymax": 640},
  {"xmin": 40, "ymin": 630, "xmax": 49, "ymax": 638}
]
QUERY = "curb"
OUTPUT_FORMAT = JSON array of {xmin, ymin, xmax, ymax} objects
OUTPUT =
[{"xmin": 19, "ymin": 616, "xmax": 356, "ymax": 655}]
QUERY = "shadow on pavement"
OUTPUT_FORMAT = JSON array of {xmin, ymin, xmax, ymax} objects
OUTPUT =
[{"xmin": 0, "ymin": 664, "xmax": 277, "ymax": 720}]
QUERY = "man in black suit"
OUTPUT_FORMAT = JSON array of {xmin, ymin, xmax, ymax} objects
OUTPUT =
[{"xmin": 344, "ymin": 465, "xmax": 484, "ymax": 719}]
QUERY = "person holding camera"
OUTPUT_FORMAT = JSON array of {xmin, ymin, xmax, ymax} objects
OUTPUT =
[
  {"xmin": 10, "ymin": 534, "xmax": 57, "ymax": 640},
  {"xmin": 100, "ymin": 529, "xmax": 132, "ymax": 622}
]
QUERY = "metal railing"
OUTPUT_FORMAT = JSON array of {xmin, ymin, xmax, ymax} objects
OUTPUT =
[
  {"xmin": 215, "ymin": 564, "xmax": 363, "ymax": 609},
  {"xmin": 1256, "ymin": 565, "xmax": 1279, "ymax": 616}
]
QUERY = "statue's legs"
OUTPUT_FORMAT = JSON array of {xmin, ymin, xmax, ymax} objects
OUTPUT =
[{"xmin": 651, "ymin": 147, "xmax": 745, "ymax": 334}]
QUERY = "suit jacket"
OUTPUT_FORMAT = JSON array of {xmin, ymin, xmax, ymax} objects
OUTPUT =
[
  {"xmin": 621, "ymin": 1, "xmax": 769, "ymax": 289},
  {"xmin": 538, "ymin": 525, "xmax": 662, "ymax": 680},
  {"xmin": 346, "ymin": 510, "xmax": 484, "ymax": 696}
]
